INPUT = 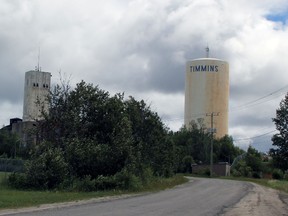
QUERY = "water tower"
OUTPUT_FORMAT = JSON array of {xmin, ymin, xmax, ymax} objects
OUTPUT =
[{"xmin": 184, "ymin": 50, "xmax": 229, "ymax": 138}]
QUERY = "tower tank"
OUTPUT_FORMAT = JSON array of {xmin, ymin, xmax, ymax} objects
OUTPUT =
[
  {"xmin": 184, "ymin": 58, "xmax": 229, "ymax": 138},
  {"xmin": 23, "ymin": 70, "xmax": 51, "ymax": 122}
]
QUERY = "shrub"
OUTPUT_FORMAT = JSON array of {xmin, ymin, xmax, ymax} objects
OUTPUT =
[
  {"xmin": 73, "ymin": 175, "xmax": 96, "ymax": 192},
  {"xmin": 26, "ymin": 147, "xmax": 68, "ymax": 189},
  {"xmin": 252, "ymin": 172, "xmax": 262, "ymax": 179},
  {"xmin": 182, "ymin": 156, "xmax": 194, "ymax": 173},
  {"xmin": 272, "ymin": 169, "xmax": 284, "ymax": 180},
  {"xmin": 193, "ymin": 168, "xmax": 210, "ymax": 176},
  {"xmin": 8, "ymin": 172, "xmax": 28, "ymax": 189},
  {"xmin": 234, "ymin": 160, "xmax": 253, "ymax": 177},
  {"xmin": 283, "ymin": 172, "xmax": 288, "ymax": 181},
  {"xmin": 140, "ymin": 167, "xmax": 154, "ymax": 186},
  {"xmin": 115, "ymin": 169, "xmax": 142, "ymax": 191},
  {"xmin": 231, "ymin": 169, "xmax": 242, "ymax": 177},
  {"xmin": 95, "ymin": 175, "xmax": 117, "ymax": 190},
  {"xmin": 10, "ymin": 143, "xmax": 69, "ymax": 190}
]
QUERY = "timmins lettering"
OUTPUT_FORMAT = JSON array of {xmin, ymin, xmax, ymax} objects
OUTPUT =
[{"xmin": 190, "ymin": 65, "xmax": 218, "ymax": 72}]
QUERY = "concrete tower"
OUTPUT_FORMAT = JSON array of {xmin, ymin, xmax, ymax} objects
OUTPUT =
[
  {"xmin": 184, "ymin": 57, "xmax": 229, "ymax": 138},
  {"xmin": 23, "ymin": 70, "xmax": 51, "ymax": 122}
]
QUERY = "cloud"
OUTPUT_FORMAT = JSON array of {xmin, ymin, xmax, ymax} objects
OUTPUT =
[{"xmin": 1, "ymin": 0, "xmax": 288, "ymax": 152}]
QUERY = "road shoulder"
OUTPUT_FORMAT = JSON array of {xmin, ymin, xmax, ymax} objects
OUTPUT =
[{"xmin": 221, "ymin": 182, "xmax": 288, "ymax": 216}]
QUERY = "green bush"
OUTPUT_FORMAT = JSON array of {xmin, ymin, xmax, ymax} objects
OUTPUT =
[
  {"xmin": 140, "ymin": 167, "xmax": 154, "ymax": 186},
  {"xmin": 115, "ymin": 169, "xmax": 142, "ymax": 190},
  {"xmin": 8, "ymin": 172, "xmax": 28, "ymax": 189},
  {"xmin": 283, "ymin": 173, "xmax": 288, "ymax": 181},
  {"xmin": 8, "ymin": 143, "xmax": 69, "ymax": 190},
  {"xmin": 73, "ymin": 175, "xmax": 96, "ymax": 192},
  {"xmin": 71, "ymin": 169, "xmax": 145, "ymax": 192},
  {"xmin": 25, "ymin": 146, "xmax": 68, "ymax": 189},
  {"xmin": 182, "ymin": 156, "xmax": 194, "ymax": 173},
  {"xmin": 59, "ymin": 175, "xmax": 118, "ymax": 192},
  {"xmin": 95, "ymin": 175, "xmax": 117, "ymax": 190},
  {"xmin": 252, "ymin": 172, "xmax": 262, "ymax": 179},
  {"xmin": 193, "ymin": 168, "xmax": 210, "ymax": 176},
  {"xmin": 231, "ymin": 169, "xmax": 242, "ymax": 177},
  {"xmin": 272, "ymin": 169, "xmax": 284, "ymax": 180},
  {"xmin": 57, "ymin": 176, "xmax": 75, "ymax": 191},
  {"xmin": 233, "ymin": 160, "xmax": 253, "ymax": 177}
]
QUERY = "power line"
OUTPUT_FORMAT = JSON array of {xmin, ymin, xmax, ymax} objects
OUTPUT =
[
  {"xmin": 235, "ymin": 85, "xmax": 288, "ymax": 107},
  {"xmin": 162, "ymin": 85, "xmax": 288, "ymax": 123},
  {"xmin": 233, "ymin": 130, "xmax": 277, "ymax": 141},
  {"xmin": 230, "ymin": 92, "xmax": 285, "ymax": 112},
  {"xmin": 230, "ymin": 84, "xmax": 288, "ymax": 112},
  {"xmin": 250, "ymin": 139, "xmax": 272, "ymax": 146}
]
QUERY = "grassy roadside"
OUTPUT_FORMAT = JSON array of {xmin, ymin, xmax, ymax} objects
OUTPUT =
[
  {"xmin": 219, "ymin": 176, "xmax": 288, "ymax": 194},
  {"xmin": 2, "ymin": 172, "xmax": 287, "ymax": 210},
  {"xmin": 185, "ymin": 174, "xmax": 288, "ymax": 194},
  {"xmin": 0, "ymin": 172, "xmax": 188, "ymax": 210}
]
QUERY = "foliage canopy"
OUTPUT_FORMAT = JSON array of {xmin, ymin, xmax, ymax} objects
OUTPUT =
[
  {"xmin": 270, "ymin": 93, "xmax": 288, "ymax": 171},
  {"xmin": 9, "ymin": 81, "xmax": 175, "ymax": 190}
]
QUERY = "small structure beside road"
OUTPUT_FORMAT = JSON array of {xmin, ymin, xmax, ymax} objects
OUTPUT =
[{"xmin": 192, "ymin": 162, "xmax": 230, "ymax": 176}]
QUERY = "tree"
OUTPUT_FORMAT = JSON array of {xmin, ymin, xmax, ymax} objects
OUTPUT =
[
  {"xmin": 38, "ymin": 81, "xmax": 134, "ymax": 178},
  {"xmin": 11, "ymin": 80, "xmax": 175, "ymax": 190},
  {"xmin": 172, "ymin": 125, "xmax": 244, "ymax": 174},
  {"xmin": 182, "ymin": 155, "xmax": 194, "ymax": 173},
  {"xmin": 270, "ymin": 93, "xmax": 288, "ymax": 171},
  {"xmin": 0, "ymin": 130, "xmax": 19, "ymax": 158},
  {"xmin": 231, "ymin": 146, "xmax": 263, "ymax": 178},
  {"xmin": 125, "ymin": 96, "xmax": 175, "ymax": 177},
  {"xmin": 24, "ymin": 141, "xmax": 68, "ymax": 189},
  {"xmin": 245, "ymin": 146, "xmax": 263, "ymax": 173},
  {"xmin": 172, "ymin": 124, "xmax": 210, "ymax": 172},
  {"xmin": 215, "ymin": 135, "xmax": 243, "ymax": 164}
]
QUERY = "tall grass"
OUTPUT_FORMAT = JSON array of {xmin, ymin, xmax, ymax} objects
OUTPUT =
[
  {"xmin": 141, "ymin": 174, "xmax": 188, "ymax": 192},
  {"xmin": 0, "ymin": 172, "xmax": 116, "ymax": 209},
  {"xmin": 0, "ymin": 172, "xmax": 10, "ymax": 190},
  {"xmin": 0, "ymin": 172, "xmax": 188, "ymax": 210}
]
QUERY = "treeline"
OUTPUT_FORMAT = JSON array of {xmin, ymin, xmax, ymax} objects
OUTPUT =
[
  {"xmin": 3, "ymin": 81, "xmax": 243, "ymax": 190},
  {"xmin": 8, "ymin": 81, "xmax": 174, "ymax": 190},
  {"xmin": 171, "ymin": 126, "xmax": 243, "ymax": 173},
  {"xmin": 0, "ymin": 130, "xmax": 18, "ymax": 158}
]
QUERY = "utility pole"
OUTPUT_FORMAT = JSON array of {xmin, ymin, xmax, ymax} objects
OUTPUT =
[{"xmin": 206, "ymin": 112, "xmax": 219, "ymax": 177}]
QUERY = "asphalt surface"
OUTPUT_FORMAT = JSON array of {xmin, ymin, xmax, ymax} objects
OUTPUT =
[{"xmin": 1, "ymin": 178, "xmax": 254, "ymax": 216}]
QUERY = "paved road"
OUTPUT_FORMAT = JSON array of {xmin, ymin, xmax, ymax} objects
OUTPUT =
[{"xmin": 1, "ymin": 178, "xmax": 287, "ymax": 216}]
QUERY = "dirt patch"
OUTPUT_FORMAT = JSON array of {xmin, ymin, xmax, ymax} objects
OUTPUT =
[{"xmin": 221, "ymin": 183, "xmax": 288, "ymax": 216}]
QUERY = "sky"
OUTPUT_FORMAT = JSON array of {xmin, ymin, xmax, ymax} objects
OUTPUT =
[{"xmin": 1, "ymin": 0, "xmax": 288, "ymax": 153}]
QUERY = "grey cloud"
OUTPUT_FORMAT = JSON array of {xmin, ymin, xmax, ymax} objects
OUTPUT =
[
  {"xmin": 1, "ymin": 0, "xmax": 288, "ymax": 152},
  {"xmin": 230, "ymin": 111, "xmax": 274, "ymax": 128}
]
